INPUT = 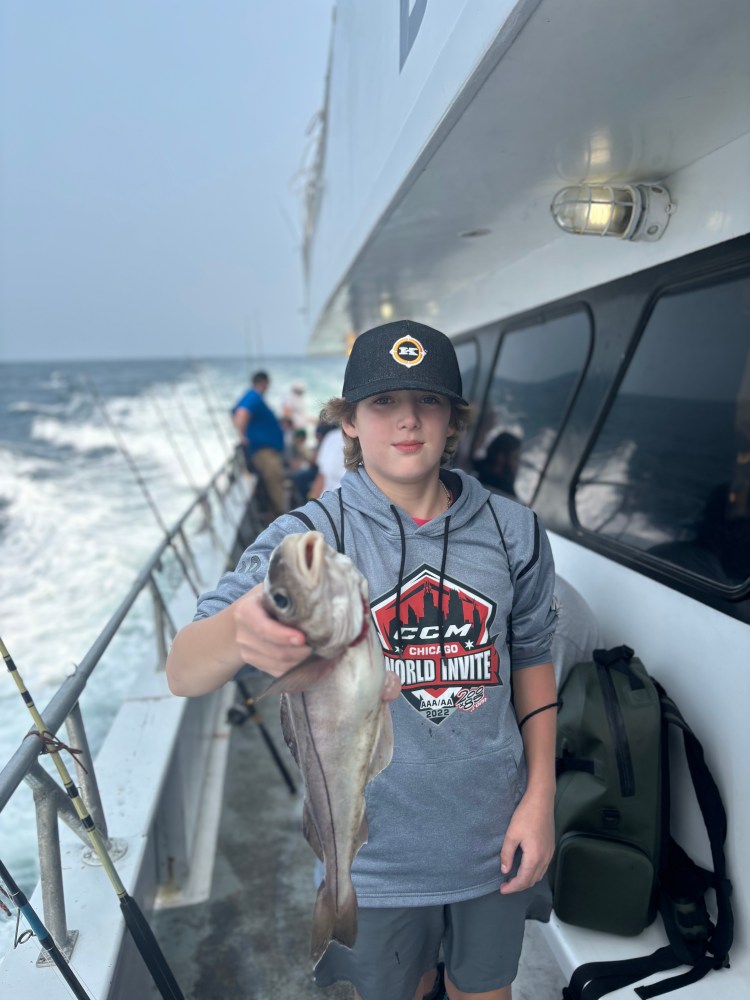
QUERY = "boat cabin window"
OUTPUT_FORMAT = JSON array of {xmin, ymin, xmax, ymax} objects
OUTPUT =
[
  {"xmin": 575, "ymin": 271, "xmax": 750, "ymax": 591},
  {"xmin": 472, "ymin": 310, "xmax": 590, "ymax": 503},
  {"xmin": 454, "ymin": 339, "xmax": 479, "ymax": 402}
]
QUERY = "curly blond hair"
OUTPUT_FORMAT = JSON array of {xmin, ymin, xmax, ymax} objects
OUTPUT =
[{"xmin": 319, "ymin": 397, "xmax": 472, "ymax": 472}]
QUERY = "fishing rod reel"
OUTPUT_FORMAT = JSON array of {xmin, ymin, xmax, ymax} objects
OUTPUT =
[{"xmin": 226, "ymin": 702, "xmax": 253, "ymax": 726}]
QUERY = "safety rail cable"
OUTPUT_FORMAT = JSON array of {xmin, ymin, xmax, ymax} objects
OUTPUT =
[
  {"xmin": 0, "ymin": 456, "xmax": 241, "ymax": 812},
  {"xmin": 0, "ymin": 454, "xmax": 246, "ymax": 978}
]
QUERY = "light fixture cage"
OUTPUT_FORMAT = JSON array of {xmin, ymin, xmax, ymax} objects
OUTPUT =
[{"xmin": 550, "ymin": 183, "xmax": 674, "ymax": 241}]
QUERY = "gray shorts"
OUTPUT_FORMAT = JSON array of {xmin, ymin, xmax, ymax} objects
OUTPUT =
[{"xmin": 313, "ymin": 888, "xmax": 535, "ymax": 1000}]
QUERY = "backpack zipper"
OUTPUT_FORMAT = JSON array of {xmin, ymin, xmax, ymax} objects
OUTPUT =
[{"xmin": 596, "ymin": 662, "xmax": 635, "ymax": 797}]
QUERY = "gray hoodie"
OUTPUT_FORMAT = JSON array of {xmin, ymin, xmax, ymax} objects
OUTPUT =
[{"xmin": 195, "ymin": 467, "xmax": 556, "ymax": 906}]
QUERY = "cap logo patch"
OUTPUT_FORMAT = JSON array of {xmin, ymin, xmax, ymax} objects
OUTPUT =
[{"xmin": 390, "ymin": 336, "xmax": 426, "ymax": 368}]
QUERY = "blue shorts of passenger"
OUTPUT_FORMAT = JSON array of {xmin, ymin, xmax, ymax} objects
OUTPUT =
[{"xmin": 314, "ymin": 888, "xmax": 532, "ymax": 1000}]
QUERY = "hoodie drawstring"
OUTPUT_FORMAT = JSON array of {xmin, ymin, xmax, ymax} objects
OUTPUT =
[
  {"xmin": 390, "ymin": 504, "xmax": 451, "ymax": 662},
  {"xmin": 390, "ymin": 505, "xmax": 408, "ymax": 650},
  {"xmin": 437, "ymin": 516, "xmax": 451, "ymax": 666},
  {"xmin": 337, "ymin": 488, "xmax": 345, "ymax": 554}
]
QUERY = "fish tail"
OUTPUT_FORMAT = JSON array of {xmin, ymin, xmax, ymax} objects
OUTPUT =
[{"xmin": 310, "ymin": 877, "xmax": 358, "ymax": 964}]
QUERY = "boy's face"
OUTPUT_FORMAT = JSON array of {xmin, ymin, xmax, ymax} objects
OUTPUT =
[{"xmin": 341, "ymin": 389, "xmax": 452, "ymax": 489}]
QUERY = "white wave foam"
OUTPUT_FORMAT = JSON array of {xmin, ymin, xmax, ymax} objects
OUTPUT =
[{"xmin": 0, "ymin": 356, "xmax": 346, "ymax": 931}]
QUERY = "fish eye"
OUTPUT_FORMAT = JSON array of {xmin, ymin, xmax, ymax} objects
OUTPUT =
[{"xmin": 272, "ymin": 591, "xmax": 290, "ymax": 610}]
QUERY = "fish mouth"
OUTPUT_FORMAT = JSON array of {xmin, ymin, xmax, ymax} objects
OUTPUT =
[{"xmin": 296, "ymin": 531, "xmax": 324, "ymax": 583}]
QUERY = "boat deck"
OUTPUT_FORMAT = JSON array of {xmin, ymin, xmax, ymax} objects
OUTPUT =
[{"xmin": 150, "ymin": 677, "xmax": 567, "ymax": 1000}]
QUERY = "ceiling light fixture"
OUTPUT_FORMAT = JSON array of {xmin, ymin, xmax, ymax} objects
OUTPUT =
[{"xmin": 550, "ymin": 183, "xmax": 674, "ymax": 241}]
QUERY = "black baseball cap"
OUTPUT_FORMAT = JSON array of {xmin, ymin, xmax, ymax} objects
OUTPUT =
[{"xmin": 342, "ymin": 320, "xmax": 467, "ymax": 405}]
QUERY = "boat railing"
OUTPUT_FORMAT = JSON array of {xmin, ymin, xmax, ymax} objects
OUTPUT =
[
  {"xmin": 0, "ymin": 453, "xmax": 250, "ymax": 962},
  {"xmin": 300, "ymin": 9, "xmax": 334, "ymax": 273}
]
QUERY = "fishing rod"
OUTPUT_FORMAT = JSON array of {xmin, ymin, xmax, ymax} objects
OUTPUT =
[
  {"xmin": 227, "ymin": 676, "xmax": 297, "ymax": 795},
  {"xmin": 190, "ymin": 361, "xmax": 235, "ymax": 454},
  {"xmin": 167, "ymin": 386, "xmax": 244, "ymax": 558},
  {"xmin": 149, "ymin": 393, "xmax": 231, "ymax": 563},
  {"xmin": 149, "ymin": 392, "xmax": 200, "ymax": 492},
  {"xmin": 169, "ymin": 385, "xmax": 220, "ymax": 485},
  {"xmin": 0, "ymin": 635, "xmax": 184, "ymax": 1000},
  {"xmin": 167, "ymin": 384, "xmax": 250, "ymax": 554},
  {"xmin": 192, "ymin": 361, "xmax": 257, "ymax": 548},
  {"xmin": 0, "ymin": 858, "xmax": 94, "ymax": 1000},
  {"xmin": 84, "ymin": 378, "xmax": 200, "ymax": 599}
]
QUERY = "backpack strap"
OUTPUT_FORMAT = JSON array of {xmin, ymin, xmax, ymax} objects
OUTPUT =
[
  {"xmin": 592, "ymin": 645, "xmax": 634, "ymax": 667},
  {"xmin": 287, "ymin": 493, "xmax": 346, "ymax": 554},
  {"xmin": 485, "ymin": 495, "xmax": 515, "ymax": 646},
  {"xmin": 563, "ymin": 947, "xmax": 679, "ymax": 1000},
  {"xmin": 649, "ymin": 685, "xmax": 734, "ymax": 985},
  {"xmin": 593, "ymin": 645, "xmax": 647, "ymax": 690},
  {"xmin": 287, "ymin": 510, "xmax": 316, "ymax": 531}
]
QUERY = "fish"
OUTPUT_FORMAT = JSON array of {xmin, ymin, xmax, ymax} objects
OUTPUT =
[{"xmin": 260, "ymin": 531, "xmax": 394, "ymax": 965}]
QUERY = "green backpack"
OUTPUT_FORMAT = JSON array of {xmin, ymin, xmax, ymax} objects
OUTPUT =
[
  {"xmin": 552, "ymin": 645, "xmax": 662, "ymax": 936},
  {"xmin": 552, "ymin": 645, "xmax": 734, "ymax": 999}
]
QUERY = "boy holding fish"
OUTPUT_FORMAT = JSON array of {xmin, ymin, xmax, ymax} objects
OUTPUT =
[{"xmin": 167, "ymin": 321, "xmax": 558, "ymax": 1000}]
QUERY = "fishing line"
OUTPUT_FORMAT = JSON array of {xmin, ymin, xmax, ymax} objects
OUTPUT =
[
  {"xmin": 149, "ymin": 393, "xmax": 231, "ymax": 562},
  {"xmin": 0, "ymin": 858, "xmax": 95, "ymax": 1000},
  {"xmin": 190, "ymin": 360, "xmax": 236, "ymax": 453},
  {"xmin": 0, "ymin": 635, "xmax": 184, "ymax": 1000},
  {"xmin": 169, "ymin": 385, "xmax": 219, "ymax": 483},
  {"xmin": 168, "ymin": 383, "xmax": 247, "ymax": 553},
  {"xmin": 149, "ymin": 392, "xmax": 200, "ymax": 492},
  {"xmin": 84, "ymin": 377, "xmax": 200, "ymax": 599}
]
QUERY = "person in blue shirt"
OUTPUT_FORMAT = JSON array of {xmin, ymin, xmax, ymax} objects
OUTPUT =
[{"xmin": 231, "ymin": 371, "xmax": 286, "ymax": 518}]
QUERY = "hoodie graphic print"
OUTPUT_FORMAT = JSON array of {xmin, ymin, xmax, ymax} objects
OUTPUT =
[
  {"xmin": 194, "ymin": 467, "xmax": 557, "ymax": 907},
  {"xmin": 372, "ymin": 563, "xmax": 501, "ymax": 723}
]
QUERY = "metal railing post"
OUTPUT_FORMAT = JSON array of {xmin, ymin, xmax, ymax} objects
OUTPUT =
[
  {"xmin": 25, "ymin": 762, "xmax": 88, "ymax": 846},
  {"xmin": 151, "ymin": 576, "xmax": 169, "ymax": 667},
  {"xmin": 32, "ymin": 783, "xmax": 78, "ymax": 961},
  {"xmin": 149, "ymin": 574, "xmax": 177, "ymax": 670},
  {"xmin": 176, "ymin": 525, "xmax": 203, "ymax": 587},
  {"xmin": 65, "ymin": 704, "xmax": 108, "ymax": 841}
]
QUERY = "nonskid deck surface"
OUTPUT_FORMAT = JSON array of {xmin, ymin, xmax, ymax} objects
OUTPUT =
[{"xmin": 150, "ymin": 682, "xmax": 566, "ymax": 1000}]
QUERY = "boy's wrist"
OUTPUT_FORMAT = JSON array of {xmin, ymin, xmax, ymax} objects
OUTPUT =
[{"xmin": 522, "ymin": 775, "xmax": 556, "ymax": 802}]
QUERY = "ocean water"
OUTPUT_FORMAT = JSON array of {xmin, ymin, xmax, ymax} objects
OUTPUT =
[{"xmin": 0, "ymin": 354, "xmax": 346, "ymax": 954}]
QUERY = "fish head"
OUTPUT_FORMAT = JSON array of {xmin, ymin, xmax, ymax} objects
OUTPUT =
[{"xmin": 264, "ymin": 532, "xmax": 369, "ymax": 655}]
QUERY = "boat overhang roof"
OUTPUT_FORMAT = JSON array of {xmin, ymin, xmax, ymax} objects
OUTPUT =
[{"xmin": 307, "ymin": 0, "xmax": 750, "ymax": 352}]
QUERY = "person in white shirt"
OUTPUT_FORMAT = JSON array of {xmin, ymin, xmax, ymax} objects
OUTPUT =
[
  {"xmin": 309, "ymin": 426, "xmax": 346, "ymax": 497},
  {"xmin": 281, "ymin": 380, "xmax": 310, "ymax": 430}
]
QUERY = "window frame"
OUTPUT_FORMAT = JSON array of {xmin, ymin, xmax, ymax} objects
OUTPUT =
[
  {"xmin": 472, "ymin": 302, "xmax": 594, "ymax": 506},
  {"xmin": 453, "ymin": 335, "xmax": 480, "ymax": 403},
  {"xmin": 569, "ymin": 262, "xmax": 750, "ymax": 602}
]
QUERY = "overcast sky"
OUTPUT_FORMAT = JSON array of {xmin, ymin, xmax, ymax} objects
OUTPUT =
[{"xmin": 0, "ymin": 2, "xmax": 333, "ymax": 362}]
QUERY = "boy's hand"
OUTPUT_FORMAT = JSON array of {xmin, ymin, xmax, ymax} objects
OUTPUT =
[
  {"xmin": 499, "ymin": 790, "xmax": 555, "ymax": 894},
  {"xmin": 232, "ymin": 582, "xmax": 403, "ymax": 704},
  {"xmin": 232, "ymin": 582, "xmax": 311, "ymax": 676}
]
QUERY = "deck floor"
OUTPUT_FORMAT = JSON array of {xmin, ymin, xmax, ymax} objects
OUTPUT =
[{"xmin": 151, "ymin": 680, "xmax": 567, "ymax": 999}]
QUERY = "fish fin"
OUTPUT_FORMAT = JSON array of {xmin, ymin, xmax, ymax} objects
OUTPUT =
[
  {"xmin": 310, "ymin": 878, "xmax": 358, "ymax": 965},
  {"xmin": 256, "ymin": 654, "xmax": 339, "ymax": 700},
  {"xmin": 279, "ymin": 694, "xmax": 299, "ymax": 765},
  {"xmin": 302, "ymin": 800, "xmax": 324, "ymax": 862},
  {"xmin": 367, "ymin": 703, "xmax": 394, "ymax": 780},
  {"xmin": 353, "ymin": 812, "xmax": 369, "ymax": 856}
]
